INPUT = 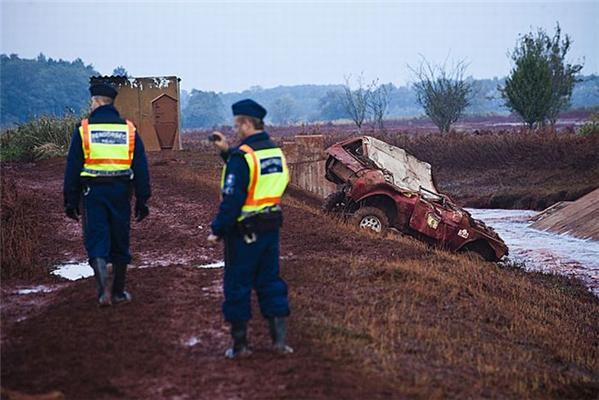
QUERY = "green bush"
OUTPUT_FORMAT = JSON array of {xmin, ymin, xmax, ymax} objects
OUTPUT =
[
  {"xmin": 576, "ymin": 113, "xmax": 599, "ymax": 136},
  {"xmin": 0, "ymin": 113, "xmax": 81, "ymax": 161}
]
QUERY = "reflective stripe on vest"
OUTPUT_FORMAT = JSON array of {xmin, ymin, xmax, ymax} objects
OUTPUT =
[
  {"xmin": 220, "ymin": 144, "xmax": 290, "ymax": 221},
  {"xmin": 79, "ymin": 118, "xmax": 135, "ymax": 177}
]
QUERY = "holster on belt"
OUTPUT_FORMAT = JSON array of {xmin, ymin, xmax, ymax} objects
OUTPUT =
[{"xmin": 236, "ymin": 211, "xmax": 283, "ymax": 236}]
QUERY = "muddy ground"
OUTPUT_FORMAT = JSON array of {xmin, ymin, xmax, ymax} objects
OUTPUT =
[{"xmin": 1, "ymin": 150, "xmax": 598, "ymax": 399}]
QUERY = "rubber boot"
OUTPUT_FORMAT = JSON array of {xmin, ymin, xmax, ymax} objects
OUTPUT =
[
  {"xmin": 268, "ymin": 317, "xmax": 294, "ymax": 354},
  {"xmin": 224, "ymin": 321, "xmax": 252, "ymax": 359},
  {"xmin": 111, "ymin": 263, "xmax": 132, "ymax": 304},
  {"xmin": 90, "ymin": 257, "xmax": 111, "ymax": 307}
]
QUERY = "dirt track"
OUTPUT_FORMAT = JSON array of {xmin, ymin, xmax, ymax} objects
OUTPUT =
[{"xmin": 1, "ymin": 151, "xmax": 598, "ymax": 399}]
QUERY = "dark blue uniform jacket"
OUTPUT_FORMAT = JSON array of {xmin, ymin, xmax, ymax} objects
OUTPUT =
[
  {"xmin": 63, "ymin": 104, "xmax": 151, "ymax": 209},
  {"xmin": 210, "ymin": 132, "xmax": 277, "ymax": 237}
]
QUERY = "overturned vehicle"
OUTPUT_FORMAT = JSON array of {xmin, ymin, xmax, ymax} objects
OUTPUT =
[{"xmin": 324, "ymin": 136, "xmax": 508, "ymax": 261}]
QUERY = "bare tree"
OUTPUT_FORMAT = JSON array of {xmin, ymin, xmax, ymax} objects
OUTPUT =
[
  {"xmin": 409, "ymin": 57, "xmax": 473, "ymax": 133},
  {"xmin": 341, "ymin": 73, "xmax": 374, "ymax": 131},
  {"xmin": 368, "ymin": 82, "xmax": 391, "ymax": 130}
]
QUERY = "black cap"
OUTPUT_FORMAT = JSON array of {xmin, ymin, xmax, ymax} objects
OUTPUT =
[
  {"xmin": 232, "ymin": 99, "xmax": 267, "ymax": 119},
  {"xmin": 89, "ymin": 83, "xmax": 118, "ymax": 99}
]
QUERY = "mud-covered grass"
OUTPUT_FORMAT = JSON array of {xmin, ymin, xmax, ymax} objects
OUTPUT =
[
  {"xmin": 1, "ymin": 150, "xmax": 598, "ymax": 399},
  {"xmin": 282, "ymin": 192, "xmax": 599, "ymax": 399}
]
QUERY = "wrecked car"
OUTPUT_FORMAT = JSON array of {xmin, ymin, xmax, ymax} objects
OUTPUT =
[{"xmin": 323, "ymin": 136, "xmax": 508, "ymax": 261}]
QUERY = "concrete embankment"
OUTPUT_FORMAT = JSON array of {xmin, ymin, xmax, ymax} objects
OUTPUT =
[{"xmin": 532, "ymin": 188, "xmax": 599, "ymax": 241}]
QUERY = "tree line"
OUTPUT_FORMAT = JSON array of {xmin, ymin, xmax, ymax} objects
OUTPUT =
[
  {"xmin": 1, "ymin": 23, "xmax": 598, "ymax": 131},
  {"xmin": 182, "ymin": 24, "xmax": 593, "ymax": 132},
  {"xmin": 331, "ymin": 23, "xmax": 587, "ymax": 132},
  {"xmin": 1, "ymin": 53, "xmax": 97, "ymax": 127}
]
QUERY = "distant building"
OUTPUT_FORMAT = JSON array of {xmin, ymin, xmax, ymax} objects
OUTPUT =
[{"xmin": 89, "ymin": 76, "xmax": 183, "ymax": 151}]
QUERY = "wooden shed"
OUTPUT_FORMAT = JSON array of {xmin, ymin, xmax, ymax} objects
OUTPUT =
[{"xmin": 89, "ymin": 76, "xmax": 183, "ymax": 151}]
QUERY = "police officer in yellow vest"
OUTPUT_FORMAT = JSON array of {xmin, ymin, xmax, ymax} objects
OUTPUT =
[
  {"xmin": 63, "ymin": 83, "xmax": 151, "ymax": 306},
  {"xmin": 208, "ymin": 99, "xmax": 292, "ymax": 359}
]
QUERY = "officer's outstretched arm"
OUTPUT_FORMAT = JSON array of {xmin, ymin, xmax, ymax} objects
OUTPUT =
[{"xmin": 211, "ymin": 131, "xmax": 231, "ymax": 161}]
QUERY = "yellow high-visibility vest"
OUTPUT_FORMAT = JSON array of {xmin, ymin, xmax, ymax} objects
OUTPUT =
[
  {"xmin": 221, "ymin": 143, "xmax": 290, "ymax": 221},
  {"xmin": 79, "ymin": 118, "xmax": 135, "ymax": 177}
]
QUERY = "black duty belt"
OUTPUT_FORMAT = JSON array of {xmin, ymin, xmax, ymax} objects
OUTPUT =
[
  {"xmin": 82, "ymin": 168, "xmax": 134, "ymax": 178},
  {"xmin": 236, "ymin": 210, "xmax": 284, "ymax": 236}
]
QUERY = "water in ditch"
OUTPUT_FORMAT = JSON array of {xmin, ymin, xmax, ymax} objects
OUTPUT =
[{"xmin": 467, "ymin": 208, "xmax": 599, "ymax": 296}]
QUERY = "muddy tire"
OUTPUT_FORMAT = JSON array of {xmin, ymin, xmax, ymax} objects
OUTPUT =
[
  {"xmin": 322, "ymin": 191, "xmax": 346, "ymax": 213},
  {"xmin": 353, "ymin": 206, "xmax": 389, "ymax": 233},
  {"xmin": 461, "ymin": 240, "xmax": 498, "ymax": 262}
]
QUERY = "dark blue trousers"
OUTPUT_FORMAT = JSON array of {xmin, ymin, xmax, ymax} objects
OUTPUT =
[
  {"xmin": 82, "ymin": 181, "xmax": 132, "ymax": 265},
  {"xmin": 222, "ymin": 230, "xmax": 290, "ymax": 322}
]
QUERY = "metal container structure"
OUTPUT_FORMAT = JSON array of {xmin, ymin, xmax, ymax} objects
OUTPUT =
[{"xmin": 89, "ymin": 76, "xmax": 183, "ymax": 151}]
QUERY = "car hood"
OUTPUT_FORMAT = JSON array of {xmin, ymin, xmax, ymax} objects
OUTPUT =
[{"xmin": 362, "ymin": 136, "xmax": 439, "ymax": 195}]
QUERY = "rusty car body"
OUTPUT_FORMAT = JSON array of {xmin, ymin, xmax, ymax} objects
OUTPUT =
[{"xmin": 324, "ymin": 136, "xmax": 508, "ymax": 261}]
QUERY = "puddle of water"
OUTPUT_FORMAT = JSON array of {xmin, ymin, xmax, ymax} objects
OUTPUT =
[
  {"xmin": 51, "ymin": 259, "xmax": 224, "ymax": 277},
  {"xmin": 51, "ymin": 262, "xmax": 93, "ymax": 281},
  {"xmin": 195, "ymin": 261, "xmax": 224, "ymax": 269},
  {"xmin": 467, "ymin": 208, "xmax": 599, "ymax": 296},
  {"xmin": 184, "ymin": 336, "xmax": 201, "ymax": 347},
  {"xmin": 15, "ymin": 285, "xmax": 55, "ymax": 295}
]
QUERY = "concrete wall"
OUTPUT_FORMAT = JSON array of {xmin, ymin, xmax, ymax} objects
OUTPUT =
[
  {"xmin": 531, "ymin": 188, "xmax": 599, "ymax": 241},
  {"xmin": 283, "ymin": 135, "xmax": 336, "ymax": 199}
]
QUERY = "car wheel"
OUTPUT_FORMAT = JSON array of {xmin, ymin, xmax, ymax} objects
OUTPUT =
[
  {"xmin": 461, "ymin": 240, "xmax": 498, "ymax": 262},
  {"xmin": 322, "ymin": 191, "xmax": 346, "ymax": 213},
  {"xmin": 353, "ymin": 206, "xmax": 389, "ymax": 233}
]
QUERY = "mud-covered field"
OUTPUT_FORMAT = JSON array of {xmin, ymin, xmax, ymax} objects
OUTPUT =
[{"xmin": 1, "ymin": 150, "xmax": 598, "ymax": 399}]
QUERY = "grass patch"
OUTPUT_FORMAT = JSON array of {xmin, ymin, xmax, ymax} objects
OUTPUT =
[{"xmin": 1, "ymin": 114, "xmax": 80, "ymax": 162}]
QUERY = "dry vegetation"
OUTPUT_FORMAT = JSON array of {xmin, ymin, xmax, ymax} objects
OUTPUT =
[
  {"xmin": 0, "ymin": 176, "xmax": 43, "ymax": 279},
  {"xmin": 0, "ymin": 114, "xmax": 79, "ymax": 162},
  {"xmin": 281, "ymin": 193, "xmax": 599, "ymax": 399}
]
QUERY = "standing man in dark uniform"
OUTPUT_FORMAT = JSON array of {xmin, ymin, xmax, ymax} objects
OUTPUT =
[
  {"xmin": 63, "ymin": 83, "xmax": 151, "ymax": 306},
  {"xmin": 208, "ymin": 99, "xmax": 293, "ymax": 359}
]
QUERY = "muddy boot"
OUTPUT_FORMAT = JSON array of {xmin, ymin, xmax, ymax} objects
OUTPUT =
[
  {"xmin": 111, "ymin": 263, "xmax": 132, "ymax": 304},
  {"xmin": 268, "ymin": 317, "xmax": 294, "ymax": 354},
  {"xmin": 224, "ymin": 321, "xmax": 252, "ymax": 359},
  {"xmin": 90, "ymin": 257, "xmax": 111, "ymax": 307}
]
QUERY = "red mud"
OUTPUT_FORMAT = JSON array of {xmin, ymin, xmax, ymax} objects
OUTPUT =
[
  {"xmin": 1, "ymin": 151, "xmax": 598, "ymax": 399},
  {"xmin": 1, "ymin": 153, "xmax": 395, "ymax": 400}
]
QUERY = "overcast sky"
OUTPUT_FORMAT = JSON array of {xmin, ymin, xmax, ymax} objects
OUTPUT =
[{"xmin": 1, "ymin": 1, "xmax": 598, "ymax": 92}]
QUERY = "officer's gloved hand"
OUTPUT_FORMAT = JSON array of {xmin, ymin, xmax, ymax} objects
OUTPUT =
[
  {"xmin": 211, "ymin": 131, "xmax": 229, "ymax": 152},
  {"xmin": 207, "ymin": 233, "xmax": 221, "ymax": 244},
  {"xmin": 65, "ymin": 206, "xmax": 80, "ymax": 221},
  {"xmin": 135, "ymin": 200, "xmax": 149, "ymax": 222}
]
